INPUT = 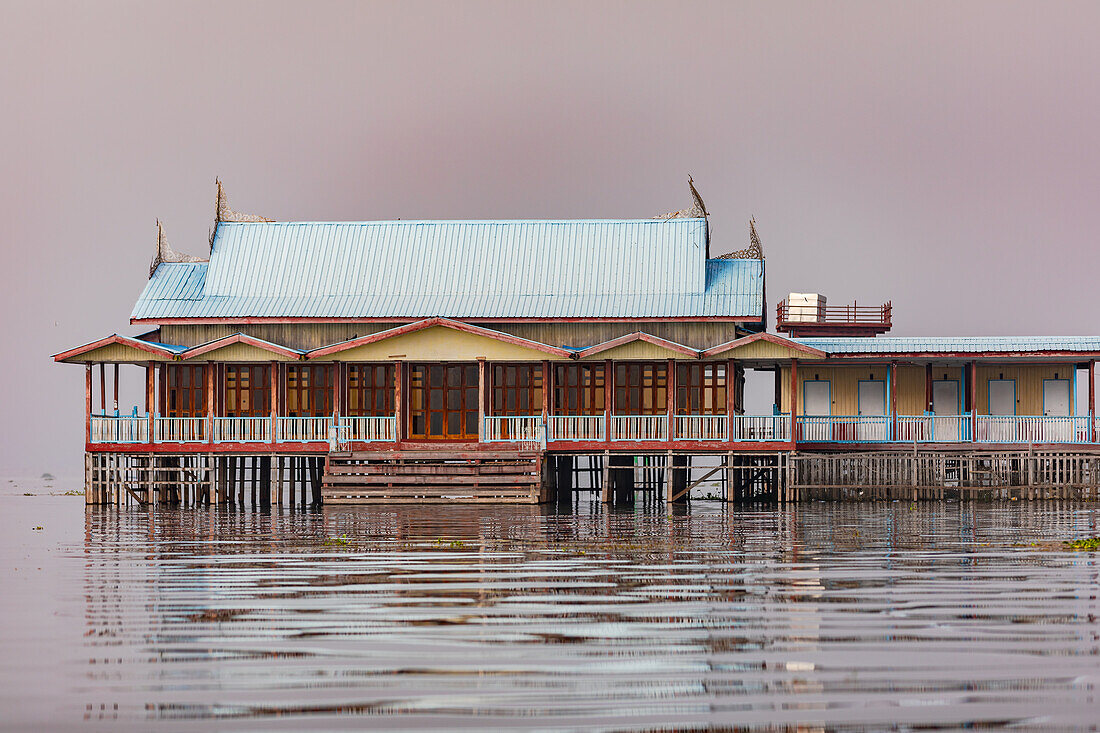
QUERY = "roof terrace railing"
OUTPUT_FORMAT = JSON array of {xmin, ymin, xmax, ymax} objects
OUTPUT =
[{"xmin": 776, "ymin": 300, "xmax": 892, "ymax": 333}]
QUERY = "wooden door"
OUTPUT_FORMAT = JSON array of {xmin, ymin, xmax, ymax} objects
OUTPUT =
[
  {"xmin": 409, "ymin": 363, "xmax": 479, "ymax": 440},
  {"xmin": 932, "ymin": 380, "xmax": 960, "ymax": 415},
  {"xmin": 1043, "ymin": 379, "xmax": 1071, "ymax": 416},
  {"xmin": 988, "ymin": 379, "xmax": 1016, "ymax": 415}
]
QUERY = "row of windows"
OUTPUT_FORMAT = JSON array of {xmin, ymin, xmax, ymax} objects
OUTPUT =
[{"xmin": 159, "ymin": 363, "xmax": 731, "ymax": 419}]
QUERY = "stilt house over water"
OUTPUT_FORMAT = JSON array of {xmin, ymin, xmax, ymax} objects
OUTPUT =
[{"xmin": 55, "ymin": 183, "xmax": 1100, "ymax": 505}]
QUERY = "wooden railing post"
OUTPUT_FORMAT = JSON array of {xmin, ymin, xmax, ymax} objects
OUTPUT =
[
  {"xmin": 969, "ymin": 361, "xmax": 978, "ymax": 442},
  {"xmin": 792, "ymin": 358, "xmax": 800, "ymax": 442},
  {"xmin": 542, "ymin": 359, "xmax": 550, "ymax": 442}
]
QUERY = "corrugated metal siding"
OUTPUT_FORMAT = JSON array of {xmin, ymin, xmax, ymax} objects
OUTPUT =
[
  {"xmin": 131, "ymin": 221, "xmax": 764, "ymax": 320},
  {"xmin": 796, "ymin": 336, "xmax": 1100, "ymax": 353}
]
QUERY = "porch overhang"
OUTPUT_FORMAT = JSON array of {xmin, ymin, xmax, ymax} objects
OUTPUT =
[
  {"xmin": 702, "ymin": 332, "xmax": 826, "ymax": 361},
  {"xmin": 182, "ymin": 333, "xmax": 304, "ymax": 361},
  {"xmin": 52, "ymin": 334, "xmax": 187, "ymax": 364},
  {"xmin": 575, "ymin": 332, "xmax": 699, "ymax": 360}
]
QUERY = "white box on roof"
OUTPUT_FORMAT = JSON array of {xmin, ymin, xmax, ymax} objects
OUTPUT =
[{"xmin": 786, "ymin": 293, "xmax": 826, "ymax": 322}]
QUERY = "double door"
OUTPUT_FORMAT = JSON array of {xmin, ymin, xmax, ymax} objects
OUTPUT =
[{"xmin": 408, "ymin": 363, "xmax": 479, "ymax": 440}]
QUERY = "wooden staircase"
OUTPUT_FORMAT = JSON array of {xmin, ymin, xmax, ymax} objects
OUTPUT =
[{"xmin": 322, "ymin": 447, "xmax": 547, "ymax": 504}]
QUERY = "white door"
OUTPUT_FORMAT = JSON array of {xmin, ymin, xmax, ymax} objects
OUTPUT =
[
  {"xmin": 932, "ymin": 381, "xmax": 960, "ymax": 415},
  {"xmin": 857, "ymin": 380, "xmax": 886, "ymax": 440},
  {"xmin": 932, "ymin": 380, "xmax": 961, "ymax": 441},
  {"xmin": 1043, "ymin": 379, "xmax": 1070, "ymax": 416},
  {"xmin": 988, "ymin": 380, "xmax": 1015, "ymax": 415},
  {"xmin": 802, "ymin": 381, "xmax": 830, "ymax": 440}
]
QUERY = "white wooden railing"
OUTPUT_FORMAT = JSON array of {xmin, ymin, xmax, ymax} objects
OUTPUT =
[
  {"xmin": 895, "ymin": 414, "xmax": 970, "ymax": 442},
  {"xmin": 674, "ymin": 414, "xmax": 728, "ymax": 441},
  {"xmin": 276, "ymin": 416, "xmax": 332, "ymax": 442},
  {"xmin": 731, "ymin": 414, "xmax": 791, "ymax": 442},
  {"xmin": 797, "ymin": 415, "xmax": 890, "ymax": 442},
  {"xmin": 89, "ymin": 414, "xmax": 149, "ymax": 443},
  {"xmin": 974, "ymin": 415, "xmax": 1091, "ymax": 444},
  {"xmin": 154, "ymin": 416, "xmax": 206, "ymax": 443},
  {"xmin": 547, "ymin": 415, "xmax": 604, "ymax": 441},
  {"xmin": 483, "ymin": 415, "xmax": 545, "ymax": 442},
  {"xmin": 610, "ymin": 415, "xmax": 668, "ymax": 441},
  {"xmin": 212, "ymin": 417, "xmax": 271, "ymax": 443},
  {"xmin": 337, "ymin": 416, "xmax": 397, "ymax": 443}
]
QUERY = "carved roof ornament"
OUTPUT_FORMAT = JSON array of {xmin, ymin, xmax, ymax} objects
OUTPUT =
[
  {"xmin": 717, "ymin": 217, "xmax": 765, "ymax": 260},
  {"xmin": 656, "ymin": 176, "xmax": 709, "ymax": 220},
  {"xmin": 215, "ymin": 178, "xmax": 273, "ymax": 224},
  {"xmin": 149, "ymin": 219, "xmax": 207, "ymax": 278}
]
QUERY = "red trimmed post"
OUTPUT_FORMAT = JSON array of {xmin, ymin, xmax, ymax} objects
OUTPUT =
[
  {"xmin": 925, "ymin": 364, "xmax": 933, "ymax": 413},
  {"xmin": 99, "ymin": 363, "xmax": 106, "ymax": 413},
  {"xmin": 146, "ymin": 362, "xmax": 155, "ymax": 443},
  {"xmin": 666, "ymin": 358, "xmax": 675, "ymax": 442},
  {"xmin": 85, "ymin": 363, "xmax": 92, "ymax": 444},
  {"xmin": 400, "ymin": 358, "xmax": 409, "ymax": 440},
  {"xmin": 969, "ymin": 361, "xmax": 978, "ymax": 442},
  {"xmin": 205, "ymin": 363, "xmax": 214, "ymax": 444},
  {"xmin": 604, "ymin": 359, "xmax": 613, "ymax": 443},
  {"xmin": 477, "ymin": 358, "xmax": 488, "ymax": 443},
  {"xmin": 727, "ymin": 358, "xmax": 737, "ymax": 442},
  {"xmin": 269, "ymin": 361, "xmax": 278, "ymax": 444},
  {"xmin": 790, "ymin": 359, "xmax": 798, "ymax": 444},
  {"xmin": 890, "ymin": 361, "xmax": 898, "ymax": 441},
  {"xmin": 1089, "ymin": 359, "xmax": 1096, "ymax": 443},
  {"xmin": 112, "ymin": 364, "xmax": 119, "ymax": 413}
]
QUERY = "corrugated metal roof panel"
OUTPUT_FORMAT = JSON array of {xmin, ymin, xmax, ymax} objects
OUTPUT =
[
  {"xmin": 795, "ymin": 336, "xmax": 1100, "ymax": 353},
  {"xmin": 131, "ymin": 221, "xmax": 765, "ymax": 320},
  {"xmin": 204, "ymin": 220, "xmax": 708, "ymax": 297}
]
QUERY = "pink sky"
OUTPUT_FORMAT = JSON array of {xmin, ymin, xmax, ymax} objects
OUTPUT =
[{"xmin": 3, "ymin": 1, "xmax": 1099, "ymax": 476}]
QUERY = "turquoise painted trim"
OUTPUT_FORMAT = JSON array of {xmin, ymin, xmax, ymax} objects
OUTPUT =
[{"xmin": 987, "ymin": 378, "xmax": 1017, "ymax": 416}]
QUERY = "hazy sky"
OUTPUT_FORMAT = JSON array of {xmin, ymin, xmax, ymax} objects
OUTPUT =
[{"xmin": 3, "ymin": 1, "xmax": 1099, "ymax": 477}]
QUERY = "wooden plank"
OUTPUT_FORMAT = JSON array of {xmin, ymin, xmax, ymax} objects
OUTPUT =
[
  {"xmin": 85, "ymin": 364, "xmax": 92, "ymax": 444},
  {"xmin": 323, "ymin": 473, "xmax": 540, "ymax": 486}
]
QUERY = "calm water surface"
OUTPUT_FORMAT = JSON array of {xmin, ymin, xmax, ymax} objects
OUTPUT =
[{"xmin": 2, "ymin": 480, "xmax": 1100, "ymax": 731}]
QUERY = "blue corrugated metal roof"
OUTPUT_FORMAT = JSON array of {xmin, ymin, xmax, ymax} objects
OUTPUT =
[
  {"xmin": 795, "ymin": 336, "xmax": 1100, "ymax": 354},
  {"xmin": 131, "ymin": 220, "xmax": 765, "ymax": 321}
]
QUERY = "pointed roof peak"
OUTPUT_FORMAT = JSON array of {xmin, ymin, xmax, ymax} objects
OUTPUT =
[
  {"xmin": 149, "ymin": 219, "xmax": 206, "ymax": 278},
  {"xmin": 214, "ymin": 178, "xmax": 273, "ymax": 224}
]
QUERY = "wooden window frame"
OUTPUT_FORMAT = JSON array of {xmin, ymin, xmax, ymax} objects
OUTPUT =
[
  {"xmin": 161, "ymin": 364, "xmax": 207, "ymax": 418},
  {"xmin": 491, "ymin": 363, "xmax": 543, "ymax": 416},
  {"xmin": 346, "ymin": 363, "xmax": 396, "ymax": 417},
  {"xmin": 284, "ymin": 364, "xmax": 334, "ymax": 417},
  {"xmin": 675, "ymin": 362, "xmax": 727, "ymax": 415},
  {"xmin": 224, "ymin": 364, "xmax": 272, "ymax": 418},
  {"xmin": 553, "ymin": 363, "xmax": 605, "ymax": 416},
  {"xmin": 409, "ymin": 363, "xmax": 479, "ymax": 440},
  {"xmin": 613, "ymin": 362, "xmax": 667, "ymax": 416}
]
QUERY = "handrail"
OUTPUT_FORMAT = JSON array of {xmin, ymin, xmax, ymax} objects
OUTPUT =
[
  {"xmin": 483, "ymin": 415, "xmax": 545, "ymax": 442},
  {"xmin": 154, "ymin": 416, "xmax": 206, "ymax": 443},
  {"xmin": 610, "ymin": 414, "xmax": 668, "ymax": 441},
  {"xmin": 212, "ymin": 416, "xmax": 271, "ymax": 443},
  {"xmin": 337, "ymin": 416, "xmax": 397, "ymax": 443},
  {"xmin": 797, "ymin": 415, "xmax": 890, "ymax": 443},
  {"xmin": 674, "ymin": 414, "xmax": 728, "ymax": 441},
  {"xmin": 547, "ymin": 415, "xmax": 604, "ymax": 441},
  {"xmin": 731, "ymin": 414, "xmax": 790, "ymax": 442},
  {"xmin": 776, "ymin": 300, "xmax": 891, "ymax": 325},
  {"xmin": 974, "ymin": 415, "xmax": 1091, "ymax": 444},
  {"xmin": 895, "ymin": 414, "xmax": 970, "ymax": 443},
  {"xmin": 89, "ymin": 414, "xmax": 149, "ymax": 443},
  {"xmin": 276, "ymin": 416, "xmax": 332, "ymax": 442}
]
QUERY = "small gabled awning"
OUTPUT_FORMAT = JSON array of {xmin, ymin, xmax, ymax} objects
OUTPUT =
[
  {"xmin": 703, "ymin": 332, "xmax": 827, "ymax": 360},
  {"xmin": 52, "ymin": 334, "xmax": 188, "ymax": 364},
  {"xmin": 182, "ymin": 333, "xmax": 304, "ymax": 361},
  {"xmin": 575, "ymin": 332, "xmax": 700, "ymax": 360}
]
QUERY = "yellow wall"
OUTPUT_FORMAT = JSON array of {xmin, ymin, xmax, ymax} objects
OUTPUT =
[
  {"xmin": 60, "ymin": 343, "xmax": 176, "ymax": 364},
  {"xmin": 779, "ymin": 363, "xmax": 1075, "ymax": 415},
  {"xmin": 322, "ymin": 325, "xmax": 571, "ymax": 362},
  {"xmin": 580, "ymin": 341, "xmax": 683, "ymax": 360},
  {"xmin": 975, "ymin": 364, "xmax": 1075, "ymax": 414},
  {"xmin": 704, "ymin": 339, "xmax": 826, "ymax": 361},
  {"xmin": 186, "ymin": 342, "xmax": 298, "ymax": 362}
]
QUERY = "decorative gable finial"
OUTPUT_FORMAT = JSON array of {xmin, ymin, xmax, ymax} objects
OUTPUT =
[
  {"xmin": 149, "ymin": 219, "xmax": 206, "ymax": 278},
  {"xmin": 214, "ymin": 178, "xmax": 273, "ymax": 224},
  {"xmin": 656, "ymin": 176, "xmax": 709, "ymax": 220},
  {"xmin": 718, "ymin": 217, "xmax": 765, "ymax": 260}
]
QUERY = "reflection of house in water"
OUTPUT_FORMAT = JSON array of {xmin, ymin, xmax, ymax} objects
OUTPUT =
[{"xmin": 55, "ymin": 181, "xmax": 1100, "ymax": 508}]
